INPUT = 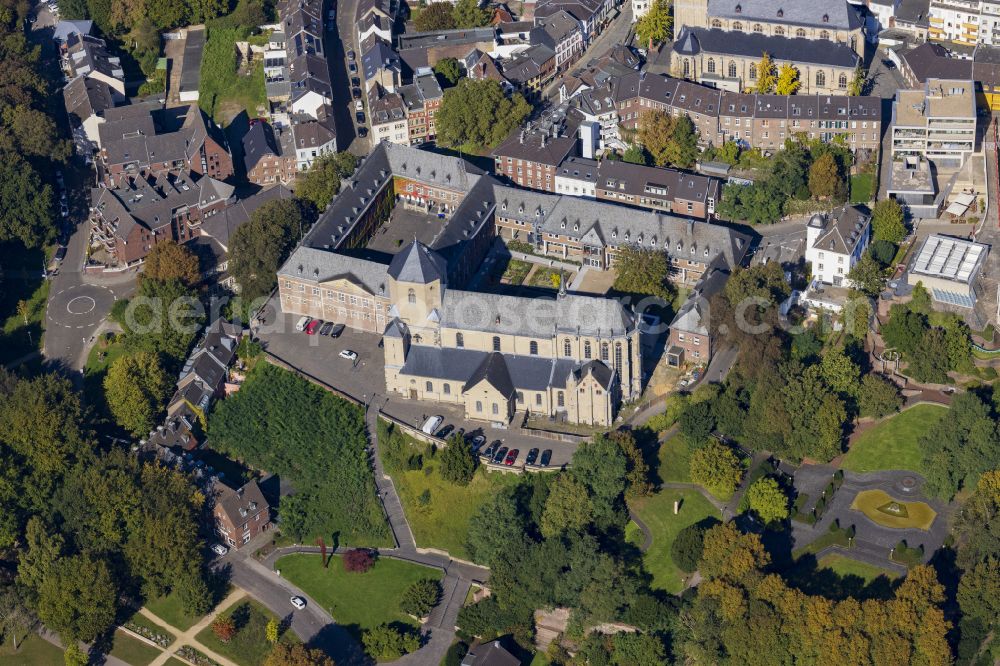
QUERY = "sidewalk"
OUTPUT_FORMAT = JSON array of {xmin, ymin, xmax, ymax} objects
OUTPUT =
[{"xmin": 145, "ymin": 588, "xmax": 248, "ymax": 666}]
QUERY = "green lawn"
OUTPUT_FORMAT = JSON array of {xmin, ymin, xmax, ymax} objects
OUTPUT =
[
  {"xmin": 392, "ymin": 460, "xmax": 520, "ymax": 561},
  {"xmin": 85, "ymin": 334, "xmax": 127, "ymax": 375},
  {"xmin": 850, "ymin": 172, "xmax": 875, "ymax": 204},
  {"xmin": 195, "ymin": 599, "xmax": 289, "ymax": 666},
  {"xmin": 199, "ymin": 26, "xmax": 267, "ymax": 125},
  {"xmin": 145, "ymin": 592, "xmax": 204, "ymax": 632},
  {"xmin": 164, "ymin": 659, "xmax": 188, "ymax": 666},
  {"xmin": 629, "ymin": 488, "xmax": 721, "ymax": 594},
  {"xmin": 527, "ymin": 266, "xmax": 570, "ymax": 290},
  {"xmin": 841, "ymin": 404, "xmax": 948, "ymax": 476},
  {"xmin": 500, "ymin": 259, "xmax": 531, "ymax": 285},
  {"xmin": 657, "ymin": 433, "xmax": 694, "ymax": 483},
  {"xmin": 0, "ymin": 633, "xmax": 64, "ymax": 665},
  {"xmin": 817, "ymin": 554, "xmax": 899, "ymax": 583},
  {"xmin": 276, "ymin": 553, "xmax": 443, "ymax": 635},
  {"xmin": 109, "ymin": 629, "xmax": 163, "ymax": 666}
]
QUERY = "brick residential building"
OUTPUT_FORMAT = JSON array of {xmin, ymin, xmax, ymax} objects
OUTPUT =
[
  {"xmin": 212, "ymin": 479, "xmax": 270, "ymax": 549},
  {"xmin": 243, "ymin": 121, "xmax": 298, "ymax": 185},
  {"xmin": 492, "ymin": 125, "xmax": 578, "ymax": 192}
]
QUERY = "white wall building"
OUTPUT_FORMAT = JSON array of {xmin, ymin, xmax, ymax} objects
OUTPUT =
[
  {"xmin": 805, "ymin": 206, "xmax": 872, "ymax": 286},
  {"xmin": 554, "ymin": 156, "xmax": 599, "ymax": 198}
]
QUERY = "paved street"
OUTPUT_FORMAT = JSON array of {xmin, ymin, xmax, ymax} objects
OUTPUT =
[
  {"xmin": 329, "ymin": 0, "xmax": 369, "ymax": 155},
  {"xmin": 543, "ymin": 6, "xmax": 634, "ymax": 100}
]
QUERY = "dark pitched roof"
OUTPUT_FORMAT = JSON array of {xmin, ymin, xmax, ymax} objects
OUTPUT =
[
  {"xmin": 242, "ymin": 121, "xmax": 285, "ymax": 172},
  {"xmin": 900, "ymin": 42, "xmax": 972, "ymax": 82},
  {"xmin": 200, "ymin": 185, "xmax": 295, "ymax": 249},
  {"xmin": 214, "ymin": 480, "xmax": 269, "ymax": 527},
  {"xmin": 462, "ymin": 639, "xmax": 521, "ymax": 666},
  {"xmin": 808, "ymin": 204, "xmax": 870, "ymax": 255},
  {"xmin": 63, "ymin": 74, "xmax": 116, "ymax": 122},
  {"xmin": 708, "ymin": 0, "xmax": 863, "ymax": 30},
  {"xmin": 674, "ymin": 27, "xmax": 860, "ymax": 68},
  {"xmin": 388, "ymin": 240, "xmax": 448, "ymax": 283},
  {"xmin": 463, "ymin": 352, "xmax": 516, "ymax": 397},
  {"xmin": 492, "ymin": 126, "xmax": 577, "ymax": 166}
]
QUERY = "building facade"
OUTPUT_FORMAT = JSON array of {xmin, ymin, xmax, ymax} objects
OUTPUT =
[
  {"xmin": 804, "ymin": 205, "xmax": 872, "ymax": 286},
  {"xmin": 891, "ymin": 78, "xmax": 977, "ymax": 164},
  {"xmin": 213, "ymin": 480, "xmax": 270, "ymax": 549}
]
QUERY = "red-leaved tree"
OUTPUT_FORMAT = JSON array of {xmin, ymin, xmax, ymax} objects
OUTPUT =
[
  {"xmin": 343, "ymin": 548, "xmax": 375, "ymax": 573},
  {"xmin": 212, "ymin": 617, "xmax": 236, "ymax": 643}
]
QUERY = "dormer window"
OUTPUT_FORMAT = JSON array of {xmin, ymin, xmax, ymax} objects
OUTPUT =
[
  {"xmin": 777, "ymin": 8, "xmax": 783, "ymax": 17},
  {"xmin": 704, "ymin": 248, "xmax": 710, "ymax": 256},
  {"xmin": 823, "ymin": 13, "xmax": 829, "ymax": 22},
  {"xmin": 611, "ymin": 229, "xmax": 618, "ymax": 239},
  {"xmin": 735, "ymin": 3, "xmax": 741, "ymax": 12}
]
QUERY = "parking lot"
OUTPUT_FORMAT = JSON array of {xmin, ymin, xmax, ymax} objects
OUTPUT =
[{"xmin": 255, "ymin": 296, "xmax": 582, "ymax": 468}]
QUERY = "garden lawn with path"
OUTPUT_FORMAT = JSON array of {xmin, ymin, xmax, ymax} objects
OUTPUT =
[
  {"xmin": 275, "ymin": 553, "xmax": 443, "ymax": 636},
  {"xmin": 109, "ymin": 629, "xmax": 162, "ymax": 666},
  {"xmin": 199, "ymin": 25, "xmax": 266, "ymax": 125},
  {"xmin": 195, "ymin": 599, "xmax": 290, "ymax": 666},
  {"xmin": 392, "ymin": 461, "xmax": 520, "ymax": 561},
  {"xmin": 145, "ymin": 591, "xmax": 205, "ymax": 632},
  {"xmin": 629, "ymin": 488, "xmax": 721, "ymax": 594},
  {"xmin": 657, "ymin": 433, "xmax": 694, "ymax": 483},
  {"xmin": 841, "ymin": 404, "xmax": 947, "ymax": 476},
  {"xmin": 0, "ymin": 633, "xmax": 63, "ymax": 665},
  {"xmin": 817, "ymin": 554, "xmax": 900, "ymax": 583}
]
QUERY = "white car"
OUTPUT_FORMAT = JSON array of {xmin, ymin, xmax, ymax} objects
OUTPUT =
[
  {"xmin": 295, "ymin": 316, "xmax": 312, "ymax": 332},
  {"xmin": 211, "ymin": 544, "xmax": 229, "ymax": 556},
  {"xmin": 339, "ymin": 349, "xmax": 358, "ymax": 361},
  {"xmin": 290, "ymin": 596, "xmax": 307, "ymax": 610},
  {"xmin": 355, "ymin": 99, "xmax": 363, "ymax": 112},
  {"xmin": 421, "ymin": 415, "xmax": 444, "ymax": 435}
]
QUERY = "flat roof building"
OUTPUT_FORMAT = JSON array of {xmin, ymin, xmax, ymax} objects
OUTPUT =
[
  {"xmin": 891, "ymin": 77, "xmax": 977, "ymax": 164},
  {"xmin": 907, "ymin": 233, "xmax": 989, "ymax": 307}
]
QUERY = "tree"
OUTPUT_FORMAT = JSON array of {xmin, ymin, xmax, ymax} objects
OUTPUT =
[
  {"xmin": 265, "ymin": 643, "xmax": 336, "ymax": 666},
  {"xmin": 119, "ymin": 277, "xmax": 204, "ymax": 364},
  {"xmin": 343, "ymin": 548, "xmax": 375, "ymax": 573},
  {"xmin": 857, "ymin": 374, "xmax": 902, "ymax": 418},
  {"xmin": 296, "ymin": 151, "xmax": 358, "ymax": 211},
  {"xmin": 612, "ymin": 633, "xmax": 667, "ymax": 666},
  {"xmin": 847, "ymin": 254, "xmax": 885, "ymax": 298},
  {"xmin": 679, "ymin": 401, "xmax": 715, "ymax": 442},
  {"xmin": 715, "ymin": 140, "xmax": 741, "ymax": 165},
  {"xmin": 848, "ymin": 65, "xmax": 866, "ymax": 96},
  {"xmin": 0, "ymin": 587, "xmax": 35, "ymax": 651},
  {"xmin": 540, "ymin": 474, "xmax": 593, "ymax": 537},
  {"xmin": 689, "ymin": 441, "xmax": 742, "ymax": 498},
  {"xmin": 819, "ymin": 347, "xmax": 861, "ymax": 397},
  {"xmin": 745, "ymin": 477, "xmax": 789, "ymax": 524},
  {"xmin": 871, "ymin": 198, "xmax": 906, "ymax": 243},
  {"xmin": 229, "ymin": 198, "xmax": 310, "ymax": 301},
  {"xmin": 212, "ymin": 617, "xmax": 236, "ymax": 643},
  {"xmin": 622, "ymin": 144, "xmax": 649, "ymax": 165},
  {"xmin": 439, "ymin": 434, "xmax": 476, "ymax": 485},
  {"xmin": 869, "ymin": 239, "xmax": 897, "ymax": 267},
  {"xmin": 0, "ymin": 154, "xmax": 55, "ymax": 248},
  {"xmin": 775, "ymin": 63, "xmax": 801, "ymax": 95},
  {"xmin": 466, "ymin": 488, "xmax": 528, "ymax": 566},
  {"xmin": 808, "ymin": 152, "xmax": 840, "ymax": 199},
  {"xmin": 436, "ymin": 79, "xmax": 531, "ymax": 150},
  {"xmin": 753, "ymin": 52, "xmax": 776, "ymax": 93},
  {"xmin": 724, "ymin": 261, "xmax": 790, "ymax": 306},
  {"xmin": 957, "ymin": 557, "xmax": 1000, "ymax": 629},
  {"xmin": 36, "ymin": 555, "xmax": 117, "ymax": 643},
  {"xmin": 266, "ymin": 618, "xmax": 279, "ymax": 644},
  {"xmin": 141, "ymin": 240, "xmax": 201, "ymax": 286},
  {"xmin": 103, "ymin": 351, "xmax": 172, "ymax": 436},
  {"xmin": 671, "ymin": 520, "xmax": 718, "ymax": 573},
  {"xmin": 637, "ymin": 110, "xmax": 674, "ymax": 167},
  {"xmin": 362, "ymin": 623, "xmax": 419, "ymax": 660},
  {"xmin": 414, "ymin": 1, "xmax": 456, "ymax": 30},
  {"xmin": 400, "ymin": 579, "xmax": 441, "ymax": 618},
  {"xmin": 612, "ymin": 245, "xmax": 674, "ymax": 300},
  {"xmin": 433, "ymin": 57, "xmax": 462, "ymax": 86},
  {"xmin": 64, "ymin": 643, "xmax": 88, "ymax": 666},
  {"xmin": 635, "ymin": 0, "xmax": 672, "ymax": 48},
  {"xmin": 6, "ymin": 106, "xmax": 71, "ymax": 161},
  {"xmin": 609, "ymin": 430, "xmax": 653, "ymax": 498},
  {"xmin": 452, "ymin": 0, "xmax": 490, "ymax": 28},
  {"xmin": 663, "ymin": 115, "xmax": 699, "ymax": 168}
]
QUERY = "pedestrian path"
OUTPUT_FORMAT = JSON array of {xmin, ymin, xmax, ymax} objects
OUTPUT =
[{"xmin": 144, "ymin": 588, "xmax": 247, "ymax": 666}]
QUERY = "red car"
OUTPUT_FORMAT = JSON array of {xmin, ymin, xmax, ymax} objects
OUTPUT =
[
  {"xmin": 504, "ymin": 449, "xmax": 519, "ymax": 466},
  {"xmin": 305, "ymin": 319, "xmax": 323, "ymax": 335}
]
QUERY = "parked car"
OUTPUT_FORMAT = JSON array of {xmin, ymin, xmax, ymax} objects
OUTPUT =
[
  {"xmin": 329, "ymin": 323, "xmax": 346, "ymax": 338},
  {"xmin": 481, "ymin": 441, "xmax": 498, "ymax": 461},
  {"xmin": 357, "ymin": 127, "xmax": 368, "ymax": 137},
  {"xmin": 504, "ymin": 449, "xmax": 519, "ymax": 466},
  {"xmin": 211, "ymin": 543, "xmax": 228, "ymax": 556},
  {"xmin": 470, "ymin": 435, "xmax": 486, "ymax": 452},
  {"xmin": 539, "ymin": 449, "xmax": 552, "ymax": 467},
  {"xmin": 492, "ymin": 446, "xmax": 508, "ymax": 464},
  {"xmin": 295, "ymin": 316, "xmax": 312, "ymax": 331},
  {"xmin": 290, "ymin": 596, "xmax": 307, "ymax": 610},
  {"xmin": 319, "ymin": 321, "xmax": 334, "ymax": 336},
  {"xmin": 347, "ymin": 49, "xmax": 356, "ymax": 61},
  {"xmin": 421, "ymin": 415, "xmax": 443, "ymax": 435},
  {"xmin": 60, "ymin": 203, "xmax": 69, "ymax": 217},
  {"xmin": 525, "ymin": 448, "xmax": 539, "ymax": 465},
  {"xmin": 355, "ymin": 111, "xmax": 365, "ymax": 124},
  {"xmin": 348, "ymin": 62, "xmax": 357, "ymax": 73},
  {"xmin": 355, "ymin": 99, "xmax": 363, "ymax": 112},
  {"xmin": 339, "ymin": 349, "xmax": 358, "ymax": 361},
  {"xmin": 305, "ymin": 319, "xmax": 322, "ymax": 335},
  {"xmin": 437, "ymin": 424, "xmax": 454, "ymax": 438},
  {"xmin": 352, "ymin": 87, "xmax": 362, "ymax": 100},
  {"xmin": 351, "ymin": 76, "xmax": 360, "ymax": 87},
  {"xmin": 54, "ymin": 245, "xmax": 67, "ymax": 263}
]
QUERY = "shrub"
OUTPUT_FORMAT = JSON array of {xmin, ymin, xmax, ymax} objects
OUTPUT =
[
  {"xmin": 671, "ymin": 521, "xmax": 714, "ymax": 573},
  {"xmin": 439, "ymin": 434, "xmax": 477, "ymax": 485},
  {"xmin": 400, "ymin": 579, "xmax": 441, "ymax": 618},
  {"xmin": 343, "ymin": 548, "xmax": 375, "ymax": 573},
  {"xmin": 362, "ymin": 623, "xmax": 420, "ymax": 660},
  {"xmin": 212, "ymin": 617, "xmax": 236, "ymax": 643}
]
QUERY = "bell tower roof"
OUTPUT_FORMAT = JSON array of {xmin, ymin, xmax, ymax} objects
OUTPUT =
[{"xmin": 387, "ymin": 240, "xmax": 447, "ymax": 284}]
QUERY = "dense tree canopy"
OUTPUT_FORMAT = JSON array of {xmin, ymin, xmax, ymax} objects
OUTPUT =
[
  {"xmin": 636, "ymin": 0, "xmax": 671, "ymax": 47},
  {"xmin": 414, "ymin": 1, "xmax": 456, "ymax": 30},
  {"xmin": 871, "ymin": 198, "xmax": 907, "ymax": 244},
  {"xmin": 919, "ymin": 392, "xmax": 999, "ymax": 499},
  {"xmin": 432, "ymin": 57, "xmax": 462, "ymax": 86},
  {"xmin": 638, "ymin": 111, "xmax": 698, "ymax": 168},
  {"xmin": 229, "ymin": 198, "xmax": 311, "ymax": 302},
  {"xmin": 142, "ymin": 240, "xmax": 201, "ymax": 287},
  {"xmin": 612, "ymin": 245, "xmax": 675, "ymax": 301},
  {"xmin": 296, "ymin": 152, "xmax": 358, "ymax": 211},
  {"xmin": 103, "ymin": 351, "xmax": 172, "ymax": 436},
  {"xmin": 436, "ymin": 79, "xmax": 531, "ymax": 151}
]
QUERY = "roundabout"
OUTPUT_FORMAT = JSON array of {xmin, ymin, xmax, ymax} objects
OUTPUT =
[{"xmin": 46, "ymin": 283, "xmax": 117, "ymax": 331}]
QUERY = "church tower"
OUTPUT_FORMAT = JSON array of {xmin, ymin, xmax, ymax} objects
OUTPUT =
[
  {"xmin": 386, "ymin": 240, "xmax": 447, "ymax": 343},
  {"xmin": 673, "ymin": 0, "xmax": 709, "ymax": 34}
]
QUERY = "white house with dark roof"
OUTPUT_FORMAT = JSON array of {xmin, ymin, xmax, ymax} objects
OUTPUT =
[{"xmin": 805, "ymin": 205, "xmax": 871, "ymax": 286}]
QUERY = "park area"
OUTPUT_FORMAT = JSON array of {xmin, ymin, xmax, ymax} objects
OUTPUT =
[
  {"xmin": 199, "ymin": 25, "xmax": 266, "ymax": 125},
  {"xmin": 275, "ymin": 553, "xmax": 442, "ymax": 636},
  {"xmin": 195, "ymin": 599, "xmax": 291, "ymax": 666},
  {"xmin": 841, "ymin": 404, "xmax": 948, "ymax": 476},
  {"xmin": 816, "ymin": 554, "xmax": 900, "ymax": 584},
  {"xmin": 628, "ymin": 488, "xmax": 721, "ymax": 594}
]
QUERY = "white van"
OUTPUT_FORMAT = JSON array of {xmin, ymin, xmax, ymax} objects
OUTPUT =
[{"xmin": 295, "ymin": 316, "xmax": 312, "ymax": 332}]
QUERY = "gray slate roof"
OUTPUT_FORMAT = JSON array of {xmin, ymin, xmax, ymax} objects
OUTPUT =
[
  {"xmin": 279, "ymin": 246, "xmax": 391, "ymax": 296},
  {"xmin": 388, "ymin": 240, "xmax": 448, "ymax": 283},
  {"xmin": 674, "ymin": 27, "xmax": 860, "ymax": 68},
  {"xmin": 201, "ymin": 185, "xmax": 294, "ymax": 249},
  {"xmin": 399, "ymin": 345, "xmax": 584, "ymax": 391},
  {"xmin": 464, "ymin": 352, "xmax": 516, "ymax": 396},
  {"xmin": 707, "ymin": 0, "xmax": 863, "ymax": 30},
  {"xmin": 808, "ymin": 205, "xmax": 870, "ymax": 255}
]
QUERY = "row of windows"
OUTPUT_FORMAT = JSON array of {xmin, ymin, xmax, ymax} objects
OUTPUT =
[
  {"xmin": 692, "ymin": 59, "xmax": 848, "ymax": 88},
  {"xmin": 456, "ymin": 332, "xmax": 624, "ymax": 364}
]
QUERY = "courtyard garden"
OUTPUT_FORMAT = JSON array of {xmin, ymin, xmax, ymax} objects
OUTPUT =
[
  {"xmin": 841, "ymin": 404, "xmax": 948, "ymax": 476},
  {"xmin": 195, "ymin": 599, "xmax": 291, "ymax": 666},
  {"xmin": 527, "ymin": 266, "xmax": 572, "ymax": 290},
  {"xmin": 628, "ymin": 488, "xmax": 721, "ymax": 594},
  {"xmin": 500, "ymin": 259, "xmax": 531, "ymax": 286},
  {"xmin": 850, "ymin": 490, "xmax": 937, "ymax": 530},
  {"xmin": 276, "ymin": 553, "xmax": 442, "ymax": 638},
  {"xmin": 199, "ymin": 25, "xmax": 267, "ymax": 125}
]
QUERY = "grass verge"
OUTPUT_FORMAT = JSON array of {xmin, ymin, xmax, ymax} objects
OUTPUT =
[
  {"xmin": 841, "ymin": 404, "xmax": 947, "ymax": 476},
  {"xmin": 195, "ymin": 599, "xmax": 291, "ymax": 666},
  {"xmin": 109, "ymin": 629, "xmax": 162, "ymax": 666},
  {"xmin": 0, "ymin": 633, "xmax": 64, "ymax": 665},
  {"xmin": 817, "ymin": 554, "xmax": 900, "ymax": 583}
]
